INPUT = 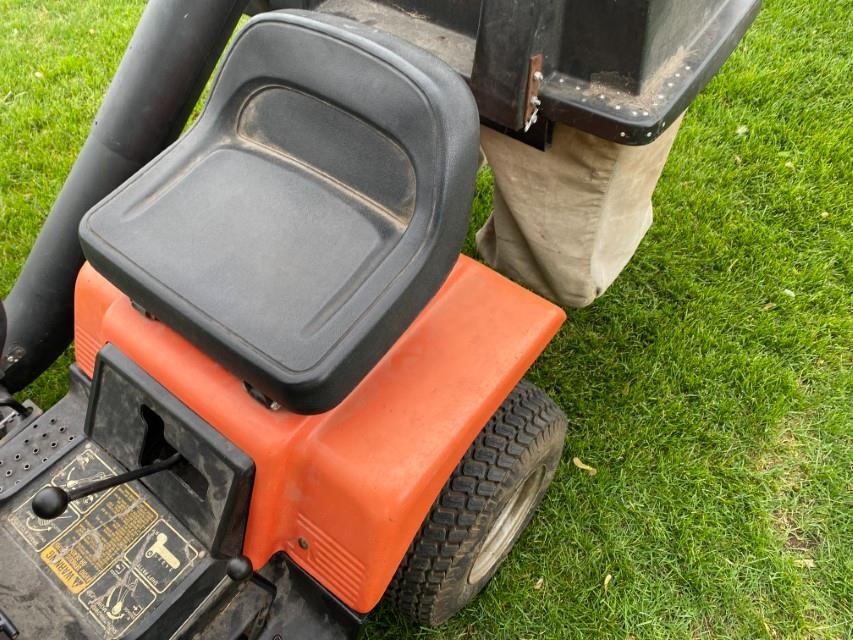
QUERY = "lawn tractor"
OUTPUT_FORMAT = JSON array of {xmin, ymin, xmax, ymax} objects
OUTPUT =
[
  {"xmin": 0, "ymin": 1, "xmax": 760, "ymax": 638},
  {"xmin": 0, "ymin": 5, "xmax": 567, "ymax": 639}
]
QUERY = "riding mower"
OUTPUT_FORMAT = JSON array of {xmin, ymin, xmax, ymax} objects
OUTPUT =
[
  {"xmin": 0, "ymin": 4, "xmax": 568, "ymax": 639},
  {"xmin": 0, "ymin": 1, "xmax": 760, "ymax": 638}
]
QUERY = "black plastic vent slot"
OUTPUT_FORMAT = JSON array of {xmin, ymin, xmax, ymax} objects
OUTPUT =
[
  {"xmin": 139, "ymin": 404, "xmax": 209, "ymax": 500},
  {"xmin": 139, "ymin": 404, "xmax": 175, "ymax": 465}
]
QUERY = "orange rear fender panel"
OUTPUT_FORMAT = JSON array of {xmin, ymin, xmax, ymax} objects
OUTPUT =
[{"xmin": 74, "ymin": 257, "xmax": 565, "ymax": 612}]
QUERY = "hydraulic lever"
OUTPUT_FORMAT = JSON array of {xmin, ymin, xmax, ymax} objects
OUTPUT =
[
  {"xmin": 0, "ymin": 605, "xmax": 19, "ymax": 640},
  {"xmin": 31, "ymin": 453, "xmax": 183, "ymax": 520},
  {"xmin": 0, "ymin": 385, "xmax": 31, "ymax": 418}
]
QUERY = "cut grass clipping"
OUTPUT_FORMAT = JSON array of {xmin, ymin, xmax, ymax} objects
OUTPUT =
[{"xmin": 1, "ymin": 1, "xmax": 850, "ymax": 638}]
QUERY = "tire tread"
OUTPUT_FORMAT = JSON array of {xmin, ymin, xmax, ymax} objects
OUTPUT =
[{"xmin": 385, "ymin": 379, "xmax": 566, "ymax": 626}]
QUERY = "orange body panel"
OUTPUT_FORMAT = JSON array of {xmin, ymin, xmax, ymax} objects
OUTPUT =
[{"xmin": 74, "ymin": 257, "xmax": 565, "ymax": 612}]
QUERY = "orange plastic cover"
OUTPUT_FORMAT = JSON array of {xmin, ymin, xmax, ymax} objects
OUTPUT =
[{"xmin": 75, "ymin": 256, "xmax": 565, "ymax": 612}]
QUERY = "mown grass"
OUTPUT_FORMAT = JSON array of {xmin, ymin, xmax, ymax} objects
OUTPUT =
[{"xmin": 1, "ymin": 1, "xmax": 850, "ymax": 639}]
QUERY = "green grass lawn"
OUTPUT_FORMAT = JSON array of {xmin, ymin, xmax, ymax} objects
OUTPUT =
[{"xmin": 1, "ymin": 1, "xmax": 850, "ymax": 638}]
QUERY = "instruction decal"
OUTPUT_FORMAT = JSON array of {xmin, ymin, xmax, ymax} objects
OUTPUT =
[
  {"xmin": 7, "ymin": 444, "xmax": 202, "ymax": 638},
  {"xmin": 9, "ymin": 494, "xmax": 81, "ymax": 550},
  {"xmin": 40, "ymin": 483, "xmax": 158, "ymax": 593},
  {"xmin": 7, "ymin": 447, "xmax": 118, "ymax": 551},
  {"xmin": 126, "ymin": 519, "xmax": 198, "ymax": 593},
  {"xmin": 51, "ymin": 447, "xmax": 117, "ymax": 514},
  {"xmin": 80, "ymin": 559, "xmax": 157, "ymax": 637}
]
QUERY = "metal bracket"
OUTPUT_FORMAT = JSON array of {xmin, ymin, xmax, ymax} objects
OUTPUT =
[{"xmin": 524, "ymin": 54, "xmax": 544, "ymax": 132}]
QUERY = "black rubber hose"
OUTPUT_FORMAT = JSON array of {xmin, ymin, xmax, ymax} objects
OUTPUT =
[
  {"xmin": 1, "ymin": 0, "xmax": 248, "ymax": 392},
  {"xmin": 0, "ymin": 301, "xmax": 6, "ymax": 365}
]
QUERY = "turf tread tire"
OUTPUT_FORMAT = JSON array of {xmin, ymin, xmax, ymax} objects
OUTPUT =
[{"xmin": 385, "ymin": 379, "xmax": 567, "ymax": 626}]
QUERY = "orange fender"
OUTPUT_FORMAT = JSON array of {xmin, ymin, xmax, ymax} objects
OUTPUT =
[{"xmin": 75, "ymin": 256, "xmax": 565, "ymax": 612}]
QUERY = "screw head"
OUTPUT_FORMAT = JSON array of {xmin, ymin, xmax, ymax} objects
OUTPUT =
[{"xmin": 5, "ymin": 346, "xmax": 25, "ymax": 364}]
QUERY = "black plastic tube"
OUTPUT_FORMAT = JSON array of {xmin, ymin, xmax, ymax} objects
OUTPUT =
[
  {"xmin": 0, "ymin": 302, "xmax": 6, "ymax": 366},
  {"xmin": 1, "ymin": 0, "xmax": 248, "ymax": 392}
]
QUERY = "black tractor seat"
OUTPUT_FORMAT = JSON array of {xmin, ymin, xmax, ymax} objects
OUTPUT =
[{"xmin": 80, "ymin": 11, "xmax": 479, "ymax": 414}]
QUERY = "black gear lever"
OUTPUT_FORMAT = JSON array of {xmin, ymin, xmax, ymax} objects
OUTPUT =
[
  {"xmin": 0, "ymin": 386, "xmax": 31, "ymax": 418},
  {"xmin": 31, "ymin": 453, "xmax": 183, "ymax": 519}
]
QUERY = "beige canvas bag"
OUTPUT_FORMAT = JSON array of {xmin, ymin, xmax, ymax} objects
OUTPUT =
[{"xmin": 477, "ymin": 117, "xmax": 683, "ymax": 307}]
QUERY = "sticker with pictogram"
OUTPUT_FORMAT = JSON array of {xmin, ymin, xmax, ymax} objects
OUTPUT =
[
  {"xmin": 79, "ymin": 559, "xmax": 156, "ymax": 638},
  {"xmin": 8, "ymin": 491, "xmax": 81, "ymax": 550},
  {"xmin": 40, "ymin": 483, "xmax": 158, "ymax": 593},
  {"xmin": 125, "ymin": 519, "xmax": 198, "ymax": 593}
]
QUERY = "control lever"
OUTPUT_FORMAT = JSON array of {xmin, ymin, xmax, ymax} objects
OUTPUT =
[
  {"xmin": 0, "ymin": 385, "xmax": 31, "ymax": 418},
  {"xmin": 226, "ymin": 555, "xmax": 277, "ymax": 598},
  {"xmin": 0, "ymin": 605, "xmax": 19, "ymax": 639},
  {"xmin": 31, "ymin": 453, "xmax": 183, "ymax": 520}
]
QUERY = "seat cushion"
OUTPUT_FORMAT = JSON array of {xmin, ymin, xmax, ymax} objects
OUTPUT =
[{"xmin": 80, "ymin": 11, "xmax": 479, "ymax": 414}]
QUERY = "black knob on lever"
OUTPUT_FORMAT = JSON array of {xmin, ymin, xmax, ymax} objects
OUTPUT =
[
  {"xmin": 225, "ymin": 554, "xmax": 277, "ymax": 598},
  {"xmin": 31, "ymin": 486, "xmax": 70, "ymax": 520},
  {"xmin": 32, "ymin": 453, "xmax": 183, "ymax": 520},
  {"xmin": 226, "ymin": 555, "xmax": 254, "ymax": 582}
]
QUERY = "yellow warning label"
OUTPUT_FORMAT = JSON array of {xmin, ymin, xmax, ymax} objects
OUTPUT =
[{"xmin": 40, "ymin": 484, "xmax": 158, "ymax": 593}]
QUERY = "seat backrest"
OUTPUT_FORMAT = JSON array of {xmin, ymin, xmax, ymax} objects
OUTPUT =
[
  {"xmin": 208, "ymin": 10, "xmax": 479, "ymax": 233},
  {"xmin": 80, "ymin": 11, "xmax": 480, "ymax": 413}
]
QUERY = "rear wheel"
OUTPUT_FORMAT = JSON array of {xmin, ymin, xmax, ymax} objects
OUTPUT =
[{"xmin": 386, "ymin": 379, "xmax": 567, "ymax": 626}]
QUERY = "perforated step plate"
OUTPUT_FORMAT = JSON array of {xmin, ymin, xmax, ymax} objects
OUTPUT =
[{"xmin": 0, "ymin": 397, "xmax": 83, "ymax": 501}]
